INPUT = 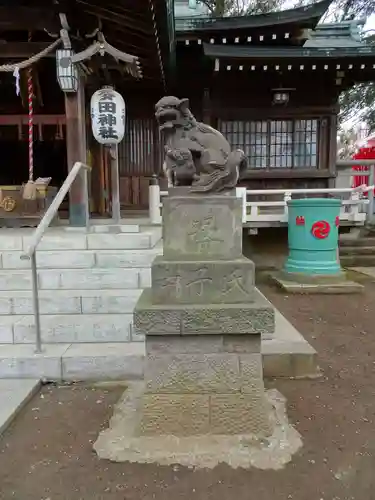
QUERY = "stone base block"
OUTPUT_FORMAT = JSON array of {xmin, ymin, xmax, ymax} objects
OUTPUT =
[
  {"xmin": 145, "ymin": 353, "xmax": 240, "ymax": 394},
  {"xmin": 210, "ymin": 394, "xmax": 272, "ymax": 435},
  {"xmin": 140, "ymin": 392, "xmax": 272, "ymax": 437},
  {"xmin": 273, "ymin": 273, "xmax": 363, "ymax": 294},
  {"xmin": 145, "ymin": 352, "xmax": 263, "ymax": 394},
  {"xmin": 162, "ymin": 192, "xmax": 242, "ymax": 259},
  {"xmin": 277, "ymin": 270, "xmax": 348, "ymax": 284},
  {"xmin": 146, "ymin": 334, "xmax": 260, "ymax": 355},
  {"xmin": 151, "ymin": 256, "xmax": 255, "ymax": 304},
  {"xmin": 140, "ymin": 394, "xmax": 210, "ymax": 436},
  {"xmin": 134, "ymin": 288, "xmax": 275, "ymax": 335},
  {"xmin": 94, "ymin": 383, "xmax": 302, "ymax": 469},
  {"xmin": 145, "ymin": 335, "xmax": 263, "ymax": 394}
]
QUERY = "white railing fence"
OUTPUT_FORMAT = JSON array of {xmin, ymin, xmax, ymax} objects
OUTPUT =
[
  {"xmin": 148, "ymin": 160, "xmax": 375, "ymax": 227},
  {"xmin": 236, "ymin": 185, "xmax": 374, "ymax": 225}
]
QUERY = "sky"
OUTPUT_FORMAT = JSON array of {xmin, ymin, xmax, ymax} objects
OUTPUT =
[{"xmin": 366, "ymin": 14, "xmax": 375, "ymax": 33}]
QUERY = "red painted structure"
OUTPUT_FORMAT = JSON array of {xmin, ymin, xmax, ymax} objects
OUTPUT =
[{"xmin": 352, "ymin": 135, "xmax": 375, "ymax": 189}]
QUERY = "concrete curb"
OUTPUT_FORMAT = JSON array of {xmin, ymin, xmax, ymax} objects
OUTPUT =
[{"xmin": 0, "ymin": 379, "xmax": 41, "ymax": 437}]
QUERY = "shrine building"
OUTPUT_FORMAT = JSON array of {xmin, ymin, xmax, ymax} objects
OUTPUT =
[
  {"xmin": 0, "ymin": 0, "xmax": 373, "ymax": 225},
  {"xmin": 174, "ymin": 0, "xmax": 375, "ymax": 193}
]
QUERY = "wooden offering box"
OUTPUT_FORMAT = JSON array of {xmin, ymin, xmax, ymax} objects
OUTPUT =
[{"xmin": 0, "ymin": 184, "xmax": 58, "ymax": 227}]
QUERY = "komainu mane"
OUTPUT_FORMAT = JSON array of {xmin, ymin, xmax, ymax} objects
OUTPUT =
[{"xmin": 155, "ymin": 96, "xmax": 247, "ymax": 193}]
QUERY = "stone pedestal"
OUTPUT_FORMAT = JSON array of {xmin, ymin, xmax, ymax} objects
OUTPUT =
[{"xmin": 134, "ymin": 189, "xmax": 274, "ymax": 436}]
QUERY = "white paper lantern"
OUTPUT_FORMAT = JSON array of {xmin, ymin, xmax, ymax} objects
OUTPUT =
[{"xmin": 90, "ymin": 87, "xmax": 126, "ymax": 145}]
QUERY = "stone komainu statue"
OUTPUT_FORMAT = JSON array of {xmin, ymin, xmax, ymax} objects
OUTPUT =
[{"xmin": 155, "ymin": 96, "xmax": 248, "ymax": 193}]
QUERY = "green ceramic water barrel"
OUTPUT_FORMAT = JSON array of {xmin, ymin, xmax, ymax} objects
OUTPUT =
[{"xmin": 284, "ymin": 198, "xmax": 342, "ymax": 275}]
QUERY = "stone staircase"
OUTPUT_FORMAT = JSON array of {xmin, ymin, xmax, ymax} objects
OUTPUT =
[
  {"xmin": 0, "ymin": 221, "xmax": 319, "ymax": 382},
  {"xmin": 0, "ymin": 221, "xmax": 162, "ymax": 380},
  {"xmin": 340, "ymin": 228, "xmax": 375, "ymax": 267}
]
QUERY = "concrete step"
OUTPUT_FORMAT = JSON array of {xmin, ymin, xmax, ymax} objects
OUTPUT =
[
  {"xmin": 0, "ymin": 313, "xmax": 143, "ymax": 344},
  {"xmin": 340, "ymin": 237, "xmax": 375, "ymax": 248},
  {"xmin": 66, "ymin": 224, "xmax": 141, "ymax": 233},
  {"xmin": 0, "ymin": 338, "xmax": 316, "ymax": 381},
  {"xmin": 0, "ymin": 303, "xmax": 318, "ymax": 381},
  {"xmin": 340, "ymin": 246, "xmax": 375, "ymax": 256},
  {"xmin": 0, "ymin": 379, "xmax": 41, "ymax": 436},
  {"xmin": 0, "ymin": 266, "xmax": 152, "ymax": 291},
  {"xmin": 63, "ymin": 219, "xmax": 153, "ymax": 233},
  {"xmin": 0, "ymin": 246, "xmax": 162, "ymax": 270},
  {"xmin": 0, "ymin": 343, "xmax": 144, "ymax": 381},
  {"xmin": 0, "ymin": 289, "xmax": 142, "ymax": 315},
  {"xmin": 348, "ymin": 267, "xmax": 375, "ymax": 280},
  {"xmin": 340, "ymin": 255, "xmax": 375, "ymax": 267},
  {"xmin": 88, "ymin": 224, "xmax": 141, "ymax": 233},
  {"xmin": 0, "ymin": 227, "xmax": 162, "ymax": 252}
]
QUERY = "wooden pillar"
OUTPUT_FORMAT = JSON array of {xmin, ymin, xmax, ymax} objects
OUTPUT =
[
  {"xmin": 328, "ymin": 112, "xmax": 338, "ymax": 189},
  {"xmin": 65, "ymin": 77, "xmax": 88, "ymax": 226},
  {"xmin": 202, "ymin": 88, "xmax": 211, "ymax": 125}
]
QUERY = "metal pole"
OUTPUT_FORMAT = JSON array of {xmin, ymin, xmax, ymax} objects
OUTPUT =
[
  {"xmin": 149, "ymin": 174, "xmax": 161, "ymax": 224},
  {"xmin": 82, "ymin": 167, "xmax": 90, "ymax": 231},
  {"xmin": 368, "ymin": 164, "xmax": 375, "ymax": 222},
  {"xmin": 110, "ymin": 144, "xmax": 121, "ymax": 225},
  {"xmin": 30, "ymin": 252, "xmax": 42, "ymax": 353}
]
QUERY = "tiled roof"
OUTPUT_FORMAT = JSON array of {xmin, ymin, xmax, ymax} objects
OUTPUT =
[
  {"xmin": 175, "ymin": 0, "xmax": 333, "ymax": 32},
  {"xmin": 304, "ymin": 20, "xmax": 366, "ymax": 48}
]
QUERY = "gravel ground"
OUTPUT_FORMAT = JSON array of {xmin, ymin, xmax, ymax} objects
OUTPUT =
[{"xmin": 1, "ymin": 277, "xmax": 375, "ymax": 500}]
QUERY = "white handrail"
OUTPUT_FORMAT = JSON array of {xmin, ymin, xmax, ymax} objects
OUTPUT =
[
  {"xmin": 245, "ymin": 186, "xmax": 373, "ymax": 196},
  {"xmin": 337, "ymin": 159, "xmax": 375, "ymax": 166},
  {"xmin": 21, "ymin": 161, "xmax": 90, "ymax": 260},
  {"xmin": 19, "ymin": 161, "xmax": 90, "ymax": 354}
]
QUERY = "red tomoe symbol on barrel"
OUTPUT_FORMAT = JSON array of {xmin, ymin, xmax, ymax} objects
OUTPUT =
[{"xmin": 311, "ymin": 220, "xmax": 330, "ymax": 239}]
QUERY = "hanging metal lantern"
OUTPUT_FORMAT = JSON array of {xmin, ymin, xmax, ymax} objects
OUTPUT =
[
  {"xmin": 90, "ymin": 87, "xmax": 126, "ymax": 145},
  {"xmin": 272, "ymin": 87, "xmax": 295, "ymax": 105},
  {"xmin": 56, "ymin": 49, "xmax": 79, "ymax": 92},
  {"xmin": 272, "ymin": 89, "xmax": 290, "ymax": 105}
]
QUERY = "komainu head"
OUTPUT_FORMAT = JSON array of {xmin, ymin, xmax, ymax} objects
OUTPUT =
[{"xmin": 155, "ymin": 96, "xmax": 194, "ymax": 131}]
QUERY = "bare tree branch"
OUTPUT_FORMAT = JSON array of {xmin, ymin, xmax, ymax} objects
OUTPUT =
[{"xmin": 196, "ymin": 0, "xmax": 283, "ymax": 16}]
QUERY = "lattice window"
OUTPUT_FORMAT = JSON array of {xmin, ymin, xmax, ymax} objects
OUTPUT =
[
  {"xmin": 118, "ymin": 118, "xmax": 160, "ymax": 176},
  {"xmin": 219, "ymin": 119, "xmax": 319, "ymax": 169}
]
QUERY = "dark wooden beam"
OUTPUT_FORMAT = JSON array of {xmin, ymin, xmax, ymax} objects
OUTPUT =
[
  {"xmin": 106, "ymin": 2, "xmax": 148, "ymax": 21},
  {"xmin": 76, "ymin": 8, "xmax": 152, "ymax": 40},
  {"xmin": 0, "ymin": 42, "xmax": 55, "ymax": 58},
  {"xmin": 0, "ymin": 7, "xmax": 59, "ymax": 32},
  {"xmin": 76, "ymin": 0, "xmax": 151, "ymax": 35},
  {"xmin": 103, "ymin": 29, "xmax": 156, "ymax": 57}
]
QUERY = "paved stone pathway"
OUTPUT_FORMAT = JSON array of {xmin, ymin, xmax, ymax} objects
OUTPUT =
[
  {"xmin": 0, "ymin": 379, "xmax": 40, "ymax": 435},
  {"xmin": 350, "ymin": 266, "xmax": 375, "ymax": 278}
]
